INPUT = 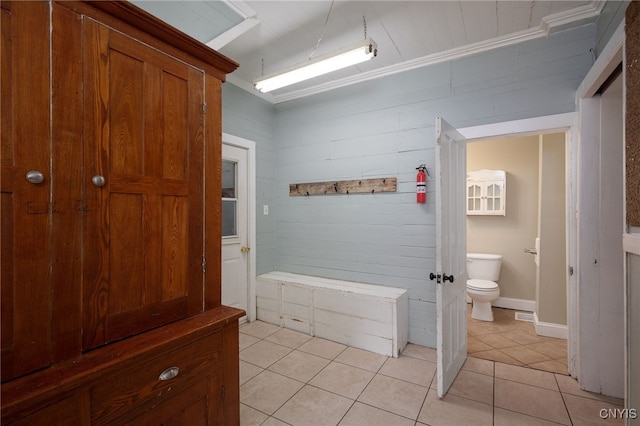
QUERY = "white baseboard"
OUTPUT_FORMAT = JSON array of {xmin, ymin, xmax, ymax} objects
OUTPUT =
[
  {"xmin": 493, "ymin": 297, "xmax": 536, "ymax": 312},
  {"xmin": 533, "ymin": 312, "xmax": 568, "ymax": 340},
  {"xmin": 466, "ymin": 296, "xmax": 567, "ymax": 340}
]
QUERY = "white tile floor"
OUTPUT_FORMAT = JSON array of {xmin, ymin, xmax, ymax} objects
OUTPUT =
[{"xmin": 239, "ymin": 321, "xmax": 624, "ymax": 426}]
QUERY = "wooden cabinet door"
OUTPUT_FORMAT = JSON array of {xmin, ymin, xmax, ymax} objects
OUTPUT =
[
  {"xmin": 82, "ymin": 19, "xmax": 206, "ymax": 349},
  {"xmin": 0, "ymin": 0, "xmax": 52, "ymax": 381}
]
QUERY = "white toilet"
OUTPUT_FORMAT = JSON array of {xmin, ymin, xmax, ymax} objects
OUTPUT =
[{"xmin": 466, "ymin": 253, "xmax": 502, "ymax": 321}]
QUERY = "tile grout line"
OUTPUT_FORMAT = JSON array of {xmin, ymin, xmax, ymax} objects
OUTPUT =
[
  {"xmin": 467, "ymin": 307, "xmax": 569, "ymax": 375},
  {"xmin": 413, "ymin": 372, "xmax": 434, "ymax": 425},
  {"xmin": 492, "ymin": 359, "xmax": 496, "ymax": 426},
  {"xmin": 555, "ymin": 373, "xmax": 577, "ymax": 426},
  {"xmin": 242, "ymin": 330, "xmax": 441, "ymax": 425},
  {"xmin": 246, "ymin": 331, "xmax": 357, "ymax": 425},
  {"xmin": 240, "ymin": 320, "xmax": 587, "ymax": 426},
  {"xmin": 260, "ymin": 337, "xmax": 316, "ymax": 424}
]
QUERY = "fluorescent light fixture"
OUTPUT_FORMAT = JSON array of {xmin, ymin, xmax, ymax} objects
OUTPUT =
[{"xmin": 254, "ymin": 38, "xmax": 377, "ymax": 93}]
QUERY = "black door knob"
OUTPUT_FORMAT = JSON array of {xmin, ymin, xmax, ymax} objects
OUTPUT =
[
  {"xmin": 443, "ymin": 274, "xmax": 454, "ymax": 283},
  {"xmin": 429, "ymin": 272, "xmax": 440, "ymax": 281}
]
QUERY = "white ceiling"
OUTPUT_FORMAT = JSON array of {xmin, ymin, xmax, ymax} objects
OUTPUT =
[{"xmin": 132, "ymin": 1, "xmax": 604, "ymax": 103}]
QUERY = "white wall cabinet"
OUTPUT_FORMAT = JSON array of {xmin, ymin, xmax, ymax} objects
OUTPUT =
[{"xmin": 467, "ymin": 170, "xmax": 506, "ymax": 216}]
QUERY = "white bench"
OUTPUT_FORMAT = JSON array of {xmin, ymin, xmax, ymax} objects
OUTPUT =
[{"xmin": 256, "ymin": 272, "xmax": 408, "ymax": 357}]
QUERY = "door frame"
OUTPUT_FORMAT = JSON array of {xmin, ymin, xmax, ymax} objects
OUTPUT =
[
  {"xmin": 222, "ymin": 133, "xmax": 257, "ymax": 322},
  {"xmin": 460, "ymin": 112, "xmax": 578, "ymax": 376},
  {"xmin": 573, "ymin": 20, "xmax": 625, "ymax": 396}
]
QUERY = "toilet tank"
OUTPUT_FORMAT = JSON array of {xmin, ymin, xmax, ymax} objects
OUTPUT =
[{"xmin": 467, "ymin": 253, "xmax": 502, "ymax": 281}]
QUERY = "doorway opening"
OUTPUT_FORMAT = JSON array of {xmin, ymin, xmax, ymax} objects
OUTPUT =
[
  {"xmin": 459, "ymin": 115, "xmax": 577, "ymax": 376},
  {"xmin": 465, "ymin": 132, "xmax": 569, "ymax": 375}
]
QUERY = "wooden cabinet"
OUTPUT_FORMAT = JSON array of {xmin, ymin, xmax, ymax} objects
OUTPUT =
[
  {"xmin": 1, "ymin": 309, "xmax": 242, "ymax": 425},
  {"xmin": 1, "ymin": 1, "xmax": 241, "ymax": 424}
]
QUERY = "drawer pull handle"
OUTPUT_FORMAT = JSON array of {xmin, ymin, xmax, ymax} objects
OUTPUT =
[
  {"xmin": 159, "ymin": 367, "xmax": 180, "ymax": 381},
  {"xmin": 26, "ymin": 170, "xmax": 45, "ymax": 184}
]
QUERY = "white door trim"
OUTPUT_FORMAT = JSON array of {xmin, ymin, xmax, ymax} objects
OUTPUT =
[
  {"xmin": 460, "ymin": 112, "xmax": 578, "ymax": 376},
  {"xmin": 574, "ymin": 19, "xmax": 625, "ymax": 394},
  {"xmin": 576, "ymin": 21, "xmax": 623, "ymax": 100},
  {"xmin": 223, "ymin": 133, "xmax": 257, "ymax": 322},
  {"xmin": 624, "ymin": 234, "xmax": 640, "ymax": 256}
]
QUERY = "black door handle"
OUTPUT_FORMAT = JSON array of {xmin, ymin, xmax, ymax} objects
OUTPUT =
[{"xmin": 430, "ymin": 272, "xmax": 454, "ymax": 283}]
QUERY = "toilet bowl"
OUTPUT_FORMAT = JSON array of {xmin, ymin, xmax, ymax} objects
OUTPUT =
[{"xmin": 467, "ymin": 253, "xmax": 502, "ymax": 321}]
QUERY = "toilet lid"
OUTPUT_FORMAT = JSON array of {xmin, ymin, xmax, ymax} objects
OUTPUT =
[{"xmin": 467, "ymin": 279, "xmax": 498, "ymax": 291}]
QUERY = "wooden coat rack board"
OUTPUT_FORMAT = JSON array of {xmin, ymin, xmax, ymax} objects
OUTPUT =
[{"xmin": 289, "ymin": 177, "xmax": 397, "ymax": 196}]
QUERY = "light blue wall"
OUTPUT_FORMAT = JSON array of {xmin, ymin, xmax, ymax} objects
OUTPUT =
[
  {"xmin": 595, "ymin": 0, "xmax": 629, "ymax": 56},
  {"xmin": 222, "ymin": 23, "xmax": 596, "ymax": 346},
  {"xmin": 272, "ymin": 24, "xmax": 596, "ymax": 347},
  {"xmin": 222, "ymin": 83, "xmax": 277, "ymax": 274}
]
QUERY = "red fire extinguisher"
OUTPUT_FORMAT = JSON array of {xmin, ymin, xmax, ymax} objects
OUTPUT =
[{"xmin": 416, "ymin": 164, "xmax": 428, "ymax": 203}]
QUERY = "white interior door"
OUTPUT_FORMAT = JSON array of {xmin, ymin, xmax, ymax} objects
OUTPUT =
[
  {"xmin": 222, "ymin": 143, "xmax": 249, "ymax": 320},
  {"xmin": 434, "ymin": 117, "xmax": 468, "ymax": 397}
]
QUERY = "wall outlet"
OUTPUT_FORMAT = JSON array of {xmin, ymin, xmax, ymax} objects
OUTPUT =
[{"xmin": 263, "ymin": 205, "xmax": 269, "ymax": 215}]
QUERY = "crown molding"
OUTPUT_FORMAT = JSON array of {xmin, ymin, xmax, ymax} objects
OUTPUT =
[
  {"xmin": 235, "ymin": 1, "xmax": 603, "ymax": 104},
  {"xmin": 271, "ymin": 26, "xmax": 548, "ymax": 104},
  {"xmin": 541, "ymin": 1, "xmax": 604, "ymax": 34}
]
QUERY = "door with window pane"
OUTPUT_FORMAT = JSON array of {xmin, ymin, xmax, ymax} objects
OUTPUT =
[{"xmin": 221, "ymin": 144, "xmax": 248, "ymax": 318}]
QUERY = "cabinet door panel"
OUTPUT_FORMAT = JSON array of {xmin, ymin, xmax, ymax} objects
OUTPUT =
[
  {"xmin": 0, "ymin": 0, "xmax": 52, "ymax": 381},
  {"xmin": 82, "ymin": 19, "xmax": 205, "ymax": 350}
]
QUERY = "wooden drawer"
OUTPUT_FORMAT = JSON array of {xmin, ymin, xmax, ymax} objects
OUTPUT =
[
  {"xmin": 90, "ymin": 330, "xmax": 223, "ymax": 424},
  {"xmin": 119, "ymin": 378, "xmax": 217, "ymax": 425},
  {"xmin": 9, "ymin": 392, "xmax": 90, "ymax": 426}
]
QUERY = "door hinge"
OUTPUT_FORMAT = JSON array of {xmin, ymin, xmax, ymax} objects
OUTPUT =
[
  {"xmin": 202, "ymin": 103, "xmax": 207, "ymax": 114},
  {"xmin": 202, "ymin": 257, "xmax": 207, "ymax": 272},
  {"xmin": 569, "ymin": 266, "xmax": 574, "ymax": 276}
]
